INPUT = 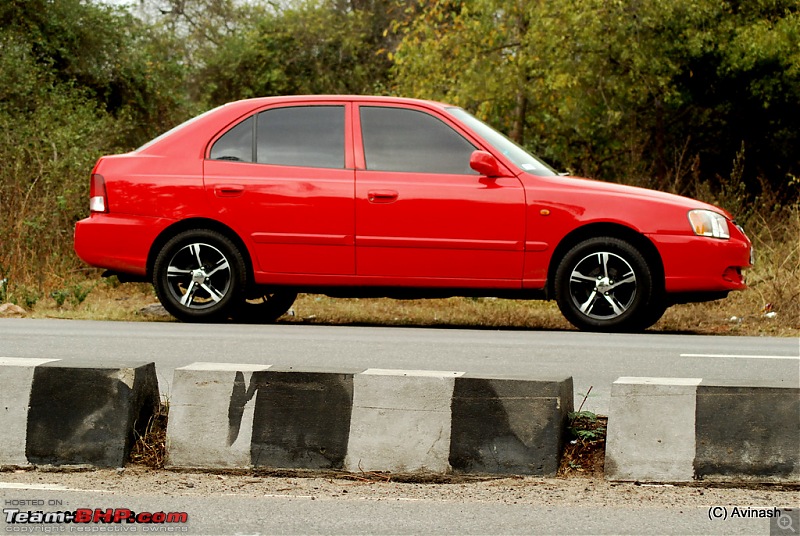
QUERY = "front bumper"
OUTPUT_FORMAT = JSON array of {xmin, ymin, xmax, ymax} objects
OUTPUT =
[{"xmin": 648, "ymin": 230, "xmax": 752, "ymax": 294}]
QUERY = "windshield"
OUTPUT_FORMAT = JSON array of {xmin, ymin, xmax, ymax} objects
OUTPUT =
[{"xmin": 446, "ymin": 107, "xmax": 556, "ymax": 176}]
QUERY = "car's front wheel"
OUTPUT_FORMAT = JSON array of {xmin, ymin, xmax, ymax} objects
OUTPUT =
[
  {"xmin": 153, "ymin": 229, "xmax": 246, "ymax": 322},
  {"xmin": 554, "ymin": 237, "xmax": 663, "ymax": 332}
]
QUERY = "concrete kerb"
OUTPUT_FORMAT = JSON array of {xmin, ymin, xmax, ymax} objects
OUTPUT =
[
  {"xmin": 166, "ymin": 363, "xmax": 574, "ymax": 476},
  {"xmin": 3, "ymin": 360, "xmax": 796, "ymax": 482},
  {"xmin": 605, "ymin": 376, "xmax": 800, "ymax": 484},
  {"xmin": 0, "ymin": 357, "xmax": 160, "ymax": 468},
  {"xmin": 166, "ymin": 362, "xmax": 274, "ymax": 469},
  {"xmin": 345, "ymin": 369, "xmax": 462, "ymax": 473}
]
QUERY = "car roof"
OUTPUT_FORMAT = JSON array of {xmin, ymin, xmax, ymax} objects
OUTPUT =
[
  {"xmin": 223, "ymin": 94, "xmax": 453, "ymax": 110},
  {"xmin": 135, "ymin": 95, "xmax": 458, "ymax": 156}
]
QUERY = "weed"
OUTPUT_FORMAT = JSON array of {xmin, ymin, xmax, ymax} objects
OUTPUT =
[
  {"xmin": 18, "ymin": 286, "xmax": 41, "ymax": 309},
  {"xmin": 568, "ymin": 411, "xmax": 607, "ymax": 443},
  {"xmin": 130, "ymin": 397, "xmax": 169, "ymax": 469},
  {"xmin": 50, "ymin": 288, "xmax": 70, "ymax": 308},
  {"xmin": 559, "ymin": 409, "xmax": 607, "ymax": 476},
  {"xmin": 559, "ymin": 386, "xmax": 607, "ymax": 475},
  {"xmin": 70, "ymin": 281, "xmax": 95, "ymax": 306}
]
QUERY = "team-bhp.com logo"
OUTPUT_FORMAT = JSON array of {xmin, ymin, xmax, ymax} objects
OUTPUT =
[{"xmin": 4, "ymin": 508, "xmax": 188, "ymax": 525}]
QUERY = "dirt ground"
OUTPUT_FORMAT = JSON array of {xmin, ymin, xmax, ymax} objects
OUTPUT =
[{"xmin": 1, "ymin": 466, "xmax": 797, "ymax": 508}]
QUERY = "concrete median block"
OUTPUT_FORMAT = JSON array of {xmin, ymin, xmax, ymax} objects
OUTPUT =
[
  {"xmin": 606, "ymin": 377, "xmax": 701, "ymax": 482},
  {"xmin": 449, "ymin": 374, "xmax": 574, "ymax": 476},
  {"xmin": 168, "ymin": 364, "xmax": 357, "ymax": 470},
  {"xmin": 606, "ymin": 377, "xmax": 800, "ymax": 483},
  {"xmin": 0, "ymin": 357, "xmax": 159, "ymax": 468},
  {"xmin": 694, "ymin": 380, "xmax": 800, "ymax": 482},
  {"xmin": 344, "ymin": 369, "xmax": 463, "ymax": 473},
  {"xmin": 166, "ymin": 363, "xmax": 574, "ymax": 476},
  {"xmin": 166, "ymin": 362, "xmax": 272, "ymax": 468},
  {"xmin": 247, "ymin": 370, "xmax": 354, "ymax": 470}
]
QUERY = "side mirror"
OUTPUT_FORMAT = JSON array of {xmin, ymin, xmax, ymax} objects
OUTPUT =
[{"xmin": 470, "ymin": 150, "xmax": 502, "ymax": 177}]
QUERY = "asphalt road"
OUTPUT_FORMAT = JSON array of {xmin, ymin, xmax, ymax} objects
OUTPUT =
[
  {"xmin": 0, "ymin": 471, "xmax": 797, "ymax": 535},
  {"xmin": 1, "ymin": 319, "xmax": 799, "ymax": 535},
  {"xmin": 0, "ymin": 318, "xmax": 797, "ymax": 414}
]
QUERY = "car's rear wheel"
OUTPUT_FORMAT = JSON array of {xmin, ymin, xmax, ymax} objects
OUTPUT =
[
  {"xmin": 236, "ymin": 290, "xmax": 298, "ymax": 323},
  {"xmin": 153, "ymin": 229, "xmax": 246, "ymax": 322},
  {"xmin": 554, "ymin": 237, "xmax": 663, "ymax": 332}
]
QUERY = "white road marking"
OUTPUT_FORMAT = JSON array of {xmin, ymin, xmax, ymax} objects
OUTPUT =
[
  {"xmin": 362, "ymin": 368, "xmax": 465, "ymax": 377},
  {"xmin": 0, "ymin": 357, "xmax": 59, "ymax": 367},
  {"xmin": 680, "ymin": 353, "xmax": 800, "ymax": 360},
  {"xmin": 614, "ymin": 377, "xmax": 702, "ymax": 385},
  {"xmin": 0, "ymin": 482, "xmax": 110, "ymax": 493}
]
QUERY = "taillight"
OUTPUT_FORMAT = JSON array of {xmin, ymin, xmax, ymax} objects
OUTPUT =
[{"xmin": 89, "ymin": 173, "xmax": 107, "ymax": 213}]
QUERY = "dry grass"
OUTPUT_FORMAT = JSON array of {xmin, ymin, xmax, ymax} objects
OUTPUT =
[
  {"xmin": 20, "ymin": 280, "xmax": 163, "ymax": 322},
  {"xmin": 558, "ymin": 414, "xmax": 607, "ymax": 478},
  {"xmin": 129, "ymin": 400, "xmax": 169, "ymax": 469},
  {"xmin": 10, "ymin": 282, "xmax": 795, "ymax": 337},
  {"xmin": 285, "ymin": 295, "xmax": 573, "ymax": 331}
]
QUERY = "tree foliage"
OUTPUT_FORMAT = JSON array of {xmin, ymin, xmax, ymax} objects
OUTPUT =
[
  {"xmin": 142, "ymin": 0, "xmax": 403, "ymax": 106},
  {"xmin": 0, "ymin": 0, "xmax": 190, "ymax": 292},
  {"xmin": 0, "ymin": 0, "xmax": 798, "ymax": 295},
  {"xmin": 392, "ymin": 0, "xmax": 800, "ymax": 197}
]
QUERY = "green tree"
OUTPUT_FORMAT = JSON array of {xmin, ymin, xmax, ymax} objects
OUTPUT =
[
  {"xmin": 0, "ymin": 27, "xmax": 113, "ymax": 289},
  {"xmin": 0, "ymin": 0, "xmax": 191, "ymax": 291},
  {"xmin": 143, "ymin": 0, "xmax": 406, "ymax": 107},
  {"xmin": 392, "ymin": 0, "xmax": 800, "ymax": 199},
  {"xmin": 191, "ymin": 0, "xmax": 400, "ymax": 106},
  {"xmin": 1, "ymin": 0, "xmax": 191, "ymax": 147}
]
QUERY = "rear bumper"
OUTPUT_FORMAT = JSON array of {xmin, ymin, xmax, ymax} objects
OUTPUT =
[{"xmin": 74, "ymin": 214, "xmax": 174, "ymax": 277}]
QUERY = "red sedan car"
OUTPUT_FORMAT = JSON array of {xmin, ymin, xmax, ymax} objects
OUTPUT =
[{"xmin": 74, "ymin": 95, "xmax": 752, "ymax": 331}]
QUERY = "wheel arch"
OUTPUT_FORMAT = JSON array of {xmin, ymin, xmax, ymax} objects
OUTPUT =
[
  {"xmin": 146, "ymin": 218, "xmax": 255, "ymax": 285},
  {"xmin": 546, "ymin": 223, "xmax": 665, "ymax": 299}
]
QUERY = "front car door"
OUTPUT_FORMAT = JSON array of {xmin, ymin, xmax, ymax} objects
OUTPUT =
[{"xmin": 354, "ymin": 104, "xmax": 526, "ymax": 286}]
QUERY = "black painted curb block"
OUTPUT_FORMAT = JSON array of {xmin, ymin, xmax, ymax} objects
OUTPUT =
[
  {"xmin": 167, "ymin": 363, "xmax": 573, "ymax": 476},
  {"xmin": 449, "ymin": 374, "xmax": 574, "ymax": 475},
  {"xmin": 606, "ymin": 377, "xmax": 800, "ymax": 483},
  {"xmin": 0, "ymin": 358, "xmax": 160, "ymax": 468}
]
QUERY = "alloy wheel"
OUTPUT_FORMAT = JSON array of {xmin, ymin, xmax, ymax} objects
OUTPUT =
[
  {"xmin": 165, "ymin": 242, "xmax": 232, "ymax": 310},
  {"xmin": 568, "ymin": 251, "xmax": 637, "ymax": 321}
]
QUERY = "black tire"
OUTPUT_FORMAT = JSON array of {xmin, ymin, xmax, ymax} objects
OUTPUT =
[
  {"xmin": 554, "ymin": 237, "xmax": 662, "ymax": 332},
  {"xmin": 638, "ymin": 299, "xmax": 668, "ymax": 331},
  {"xmin": 235, "ymin": 290, "xmax": 298, "ymax": 323},
  {"xmin": 153, "ymin": 229, "xmax": 246, "ymax": 322}
]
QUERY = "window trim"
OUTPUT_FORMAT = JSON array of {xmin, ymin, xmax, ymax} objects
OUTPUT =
[
  {"xmin": 206, "ymin": 102, "xmax": 354, "ymax": 170},
  {"xmin": 355, "ymin": 104, "xmax": 481, "ymax": 175}
]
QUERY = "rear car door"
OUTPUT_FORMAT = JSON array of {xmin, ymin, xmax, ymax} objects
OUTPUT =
[{"xmin": 204, "ymin": 103, "xmax": 355, "ymax": 276}]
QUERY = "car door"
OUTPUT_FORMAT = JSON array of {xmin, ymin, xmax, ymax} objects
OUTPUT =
[
  {"xmin": 204, "ymin": 103, "xmax": 355, "ymax": 276},
  {"xmin": 354, "ymin": 104, "xmax": 526, "ymax": 284}
]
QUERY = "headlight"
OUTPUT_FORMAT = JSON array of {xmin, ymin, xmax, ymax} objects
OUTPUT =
[{"xmin": 688, "ymin": 209, "xmax": 730, "ymax": 239}]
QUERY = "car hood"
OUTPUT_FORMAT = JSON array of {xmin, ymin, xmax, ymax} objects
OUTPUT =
[{"xmin": 538, "ymin": 174, "xmax": 733, "ymax": 219}]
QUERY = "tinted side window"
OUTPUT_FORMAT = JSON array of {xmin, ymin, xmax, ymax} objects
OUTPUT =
[
  {"xmin": 257, "ymin": 106, "xmax": 345, "ymax": 168},
  {"xmin": 210, "ymin": 116, "xmax": 254, "ymax": 162},
  {"xmin": 360, "ymin": 107, "xmax": 476, "ymax": 174}
]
